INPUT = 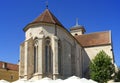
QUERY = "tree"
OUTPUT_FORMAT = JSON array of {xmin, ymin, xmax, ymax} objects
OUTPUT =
[
  {"xmin": 89, "ymin": 50, "xmax": 115, "ymax": 83},
  {"xmin": 114, "ymin": 68, "xmax": 120, "ymax": 82}
]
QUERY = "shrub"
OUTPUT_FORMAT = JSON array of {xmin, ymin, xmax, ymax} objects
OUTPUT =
[
  {"xmin": 114, "ymin": 68, "xmax": 120, "ymax": 82},
  {"xmin": 89, "ymin": 50, "xmax": 115, "ymax": 83}
]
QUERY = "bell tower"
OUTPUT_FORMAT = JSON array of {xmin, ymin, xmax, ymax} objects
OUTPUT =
[{"xmin": 70, "ymin": 18, "xmax": 86, "ymax": 36}]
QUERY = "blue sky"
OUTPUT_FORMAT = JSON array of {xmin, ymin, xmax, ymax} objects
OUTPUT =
[{"xmin": 0, "ymin": 0, "xmax": 120, "ymax": 67}]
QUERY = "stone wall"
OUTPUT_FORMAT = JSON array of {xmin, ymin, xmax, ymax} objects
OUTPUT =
[
  {"xmin": 85, "ymin": 45, "xmax": 114, "ymax": 61},
  {"xmin": 22, "ymin": 23, "xmax": 86, "ymax": 79},
  {"xmin": 0, "ymin": 62, "xmax": 19, "ymax": 82}
]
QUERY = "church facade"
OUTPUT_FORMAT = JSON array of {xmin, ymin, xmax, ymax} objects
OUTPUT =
[{"xmin": 19, "ymin": 8, "xmax": 114, "ymax": 80}]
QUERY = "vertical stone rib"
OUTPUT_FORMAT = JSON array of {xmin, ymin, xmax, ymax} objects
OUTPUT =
[
  {"xmin": 52, "ymin": 36, "xmax": 58, "ymax": 79},
  {"xmin": 19, "ymin": 42, "xmax": 25, "ymax": 78},
  {"xmin": 37, "ymin": 35, "xmax": 44, "ymax": 79},
  {"xmin": 27, "ymin": 38, "xmax": 34, "ymax": 79},
  {"xmin": 24, "ymin": 41, "xmax": 28, "ymax": 79}
]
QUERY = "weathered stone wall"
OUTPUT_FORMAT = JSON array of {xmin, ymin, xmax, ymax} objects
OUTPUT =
[
  {"xmin": 82, "ymin": 49, "xmax": 90, "ymax": 78},
  {"xmin": 25, "ymin": 24, "xmax": 55, "ymax": 40},
  {"xmin": 56, "ymin": 25, "xmax": 86, "ymax": 78},
  {"xmin": 0, "ymin": 68, "xmax": 18, "ymax": 82},
  {"xmin": 22, "ymin": 23, "xmax": 85, "ymax": 79},
  {"xmin": 19, "ymin": 42, "xmax": 25, "ymax": 78},
  {"xmin": 85, "ymin": 45, "xmax": 114, "ymax": 61},
  {"xmin": 0, "ymin": 62, "xmax": 19, "ymax": 82},
  {"xmin": 27, "ymin": 38, "xmax": 34, "ymax": 79},
  {"xmin": 75, "ymin": 44, "xmax": 82, "ymax": 77}
]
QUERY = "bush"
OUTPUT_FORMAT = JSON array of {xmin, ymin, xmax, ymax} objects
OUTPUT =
[
  {"xmin": 114, "ymin": 68, "xmax": 120, "ymax": 82},
  {"xmin": 89, "ymin": 50, "xmax": 115, "ymax": 83}
]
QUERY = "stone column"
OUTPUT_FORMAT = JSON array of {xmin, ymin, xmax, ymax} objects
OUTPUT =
[
  {"xmin": 24, "ymin": 41, "xmax": 28, "ymax": 79},
  {"xmin": 52, "ymin": 36, "xmax": 59, "ymax": 80},
  {"xmin": 37, "ymin": 35, "xmax": 44, "ymax": 79}
]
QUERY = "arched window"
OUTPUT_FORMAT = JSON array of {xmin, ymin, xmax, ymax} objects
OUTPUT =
[
  {"xmin": 75, "ymin": 33, "xmax": 78, "ymax": 36},
  {"xmin": 34, "ymin": 38, "xmax": 38, "ymax": 73},
  {"xmin": 45, "ymin": 37, "xmax": 52, "ymax": 74},
  {"xmin": 58, "ymin": 40, "xmax": 62, "ymax": 75}
]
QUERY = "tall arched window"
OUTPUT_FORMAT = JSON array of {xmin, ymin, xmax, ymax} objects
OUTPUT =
[
  {"xmin": 34, "ymin": 38, "xmax": 38, "ymax": 73},
  {"xmin": 58, "ymin": 40, "xmax": 62, "ymax": 75},
  {"xmin": 45, "ymin": 37, "xmax": 52, "ymax": 74}
]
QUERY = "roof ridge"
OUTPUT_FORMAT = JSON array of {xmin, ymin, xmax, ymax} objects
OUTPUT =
[
  {"xmin": 40, "ymin": 10, "xmax": 45, "ymax": 21},
  {"xmin": 80, "ymin": 30, "xmax": 110, "ymax": 36},
  {"xmin": 47, "ymin": 9, "xmax": 56, "ymax": 23}
]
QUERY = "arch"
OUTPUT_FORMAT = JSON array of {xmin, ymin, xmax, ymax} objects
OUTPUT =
[
  {"xmin": 45, "ymin": 37, "xmax": 52, "ymax": 75},
  {"xmin": 75, "ymin": 33, "xmax": 78, "ymax": 36},
  {"xmin": 34, "ymin": 37, "xmax": 38, "ymax": 40},
  {"xmin": 34, "ymin": 38, "xmax": 38, "ymax": 73}
]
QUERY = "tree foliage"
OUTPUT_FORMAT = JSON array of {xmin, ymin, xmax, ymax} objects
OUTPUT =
[
  {"xmin": 89, "ymin": 50, "xmax": 115, "ymax": 83},
  {"xmin": 114, "ymin": 68, "xmax": 120, "ymax": 82}
]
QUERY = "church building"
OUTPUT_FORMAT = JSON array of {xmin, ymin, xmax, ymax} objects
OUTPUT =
[{"xmin": 19, "ymin": 8, "xmax": 114, "ymax": 80}]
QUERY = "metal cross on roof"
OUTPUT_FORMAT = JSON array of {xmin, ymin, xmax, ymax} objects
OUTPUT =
[{"xmin": 46, "ymin": 1, "xmax": 48, "ymax": 9}]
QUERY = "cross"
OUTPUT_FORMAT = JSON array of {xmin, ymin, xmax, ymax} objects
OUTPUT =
[
  {"xmin": 76, "ymin": 18, "xmax": 79, "ymax": 26},
  {"xmin": 46, "ymin": 1, "xmax": 48, "ymax": 9}
]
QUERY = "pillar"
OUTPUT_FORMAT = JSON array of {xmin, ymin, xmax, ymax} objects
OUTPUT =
[
  {"xmin": 37, "ymin": 35, "xmax": 44, "ymax": 79},
  {"xmin": 33, "ymin": 35, "xmax": 44, "ymax": 79},
  {"xmin": 24, "ymin": 41, "xmax": 28, "ymax": 79},
  {"xmin": 52, "ymin": 36, "xmax": 59, "ymax": 79}
]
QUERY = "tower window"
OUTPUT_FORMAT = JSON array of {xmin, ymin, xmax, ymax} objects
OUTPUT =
[{"xmin": 75, "ymin": 33, "xmax": 78, "ymax": 36}]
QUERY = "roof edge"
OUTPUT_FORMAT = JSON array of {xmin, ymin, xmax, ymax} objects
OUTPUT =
[
  {"xmin": 82, "ymin": 30, "xmax": 110, "ymax": 36},
  {"xmin": 0, "ymin": 61, "xmax": 18, "ymax": 65},
  {"xmin": 23, "ymin": 22, "xmax": 64, "ymax": 32},
  {"xmin": 83, "ymin": 43, "xmax": 111, "ymax": 48}
]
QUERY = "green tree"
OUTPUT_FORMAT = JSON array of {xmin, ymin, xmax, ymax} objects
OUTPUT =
[
  {"xmin": 114, "ymin": 68, "xmax": 120, "ymax": 82},
  {"xmin": 89, "ymin": 50, "xmax": 115, "ymax": 83}
]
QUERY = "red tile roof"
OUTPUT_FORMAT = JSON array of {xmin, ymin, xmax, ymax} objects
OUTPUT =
[
  {"xmin": 24, "ymin": 9, "xmax": 64, "ymax": 31},
  {"xmin": 0, "ymin": 61, "xmax": 18, "ymax": 71},
  {"xmin": 32, "ymin": 9, "xmax": 63, "ymax": 27},
  {"xmin": 75, "ymin": 31, "xmax": 111, "ymax": 47}
]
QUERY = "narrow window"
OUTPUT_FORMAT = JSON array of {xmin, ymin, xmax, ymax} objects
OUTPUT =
[
  {"xmin": 10, "ymin": 75, "xmax": 13, "ymax": 80},
  {"xmin": 34, "ymin": 39, "xmax": 38, "ymax": 73},
  {"xmin": 45, "ymin": 37, "xmax": 52, "ymax": 74},
  {"xmin": 58, "ymin": 40, "xmax": 62, "ymax": 75}
]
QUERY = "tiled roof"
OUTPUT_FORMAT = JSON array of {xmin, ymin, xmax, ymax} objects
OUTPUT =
[
  {"xmin": 32, "ymin": 9, "xmax": 63, "ymax": 27},
  {"xmin": 0, "ymin": 61, "xmax": 18, "ymax": 71},
  {"xmin": 75, "ymin": 31, "xmax": 111, "ymax": 47},
  {"xmin": 24, "ymin": 9, "xmax": 64, "ymax": 31}
]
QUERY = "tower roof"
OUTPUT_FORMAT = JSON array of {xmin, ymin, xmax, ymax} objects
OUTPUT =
[
  {"xmin": 32, "ymin": 9, "xmax": 63, "ymax": 27},
  {"xmin": 70, "ymin": 18, "xmax": 86, "ymax": 32},
  {"xmin": 24, "ymin": 9, "xmax": 64, "ymax": 31}
]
